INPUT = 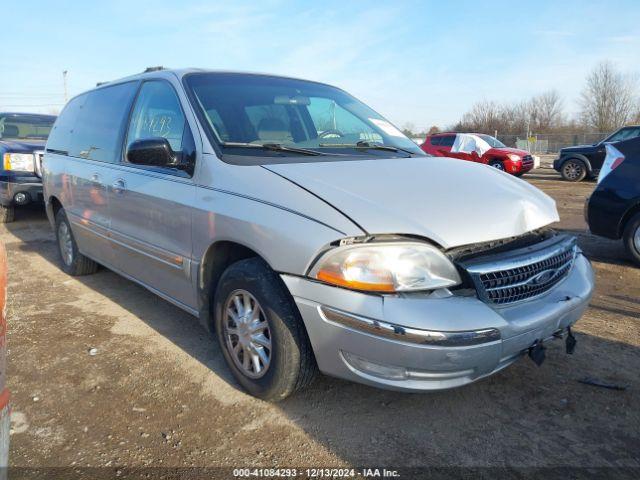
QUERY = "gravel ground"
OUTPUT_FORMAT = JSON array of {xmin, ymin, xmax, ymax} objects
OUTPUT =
[{"xmin": 3, "ymin": 167, "xmax": 639, "ymax": 478}]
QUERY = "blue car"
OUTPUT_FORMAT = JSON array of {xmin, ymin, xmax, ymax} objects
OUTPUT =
[{"xmin": 0, "ymin": 112, "xmax": 56, "ymax": 222}]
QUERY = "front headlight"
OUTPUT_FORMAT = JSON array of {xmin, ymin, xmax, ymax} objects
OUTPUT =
[
  {"xmin": 3, "ymin": 153, "xmax": 35, "ymax": 172},
  {"xmin": 507, "ymin": 154, "xmax": 521, "ymax": 162},
  {"xmin": 309, "ymin": 242, "xmax": 461, "ymax": 293}
]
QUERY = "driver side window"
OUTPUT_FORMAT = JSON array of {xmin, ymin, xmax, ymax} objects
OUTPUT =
[{"xmin": 127, "ymin": 81, "xmax": 186, "ymax": 152}]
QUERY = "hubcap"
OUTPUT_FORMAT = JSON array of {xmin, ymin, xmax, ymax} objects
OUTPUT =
[
  {"xmin": 223, "ymin": 290, "xmax": 272, "ymax": 379},
  {"xmin": 563, "ymin": 161, "xmax": 583, "ymax": 180},
  {"xmin": 491, "ymin": 162, "xmax": 504, "ymax": 171},
  {"xmin": 634, "ymin": 225, "xmax": 640, "ymax": 252},
  {"xmin": 57, "ymin": 221, "xmax": 74, "ymax": 266}
]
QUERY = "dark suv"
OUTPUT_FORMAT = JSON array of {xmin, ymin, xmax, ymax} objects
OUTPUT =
[
  {"xmin": 0, "ymin": 112, "xmax": 56, "ymax": 222},
  {"xmin": 553, "ymin": 125, "xmax": 640, "ymax": 182}
]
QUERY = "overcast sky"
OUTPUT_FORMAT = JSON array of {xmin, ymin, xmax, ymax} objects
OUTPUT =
[{"xmin": 3, "ymin": 0, "xmax": 639, "ymax": 129}]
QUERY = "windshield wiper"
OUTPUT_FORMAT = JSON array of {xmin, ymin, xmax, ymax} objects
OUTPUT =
[
  {"xmin": 355, "ymin": 141, "xmax": 416, "ymax": 155},
  {"xmin": 221, "ymin": 142, "xmax": 325, "ymax": 156},
  {"xmin": 319, "ymin": 141, "xmax": 415, "ymax": 156}
]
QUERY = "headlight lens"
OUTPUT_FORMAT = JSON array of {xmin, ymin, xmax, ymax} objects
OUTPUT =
[
  {"xmin": 507, "ymin": 154, "xmax": 521, "ymax": 161},
  {"xmin": 309, "ymin": 242, "xmax": 461, "ymax": 292},
  {"xmin": 3, "ymin": 153, "xmax": 35, "ymax": 172}
]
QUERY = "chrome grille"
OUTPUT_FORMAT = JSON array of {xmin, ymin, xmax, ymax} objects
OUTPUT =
[
  {"xmin": 522, "ymin": 155, "xmax": 534, "ymax": 168},
  {"xmin": 460, "ymin": 235, "xmax": 577, "ymax": 306}
]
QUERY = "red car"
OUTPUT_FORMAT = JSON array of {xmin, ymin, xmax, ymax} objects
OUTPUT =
[{"xmin": 421, "ymin": 132, "xmax": 535, "ymax": 176}]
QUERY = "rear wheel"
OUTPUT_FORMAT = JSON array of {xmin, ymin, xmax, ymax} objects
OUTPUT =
[
  {"xmin": 55, "ymin": 209, "xmax": 99, "ymax": 276},
  {"xmin": 214, "ymin": 258, "xmax": 317, "ymax": 401},
  {"xmin": 0, "ymin": 205, "xmax": 15, "ymax": 224},
  {"xmin": 623, "ymin": 213, "xmax": 640, "ymax": 266},
  {"xmin": 489, "ymin": 160, "xmax": 505, "ymax": 171},
  {"xmin": 561, "ymin": 159, "xmax": 587, "ymax": 182}
]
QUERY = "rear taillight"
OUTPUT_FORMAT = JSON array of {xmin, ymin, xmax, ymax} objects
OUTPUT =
[{"xmin": 598, "ymin": 144, "xmax": 625, "ymax": 184}]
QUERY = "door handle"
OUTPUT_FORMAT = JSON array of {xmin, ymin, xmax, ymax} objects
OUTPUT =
[{"xmin": 111, "ymin": 178, "xmax": 126, "ymax": 194}]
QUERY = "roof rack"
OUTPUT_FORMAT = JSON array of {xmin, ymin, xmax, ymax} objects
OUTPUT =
[
  {"xmin": 96, "ymin": 82, "xmax": 108, "ymax": 87},
  {"xmin": 144, "ymin": 66, "xmax": 165, "ymax": 73}
]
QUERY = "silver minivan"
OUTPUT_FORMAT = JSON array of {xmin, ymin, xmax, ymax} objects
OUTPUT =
[{"xmin": 43, "ymin": 68, "xmax": 594, "ymax": 401}]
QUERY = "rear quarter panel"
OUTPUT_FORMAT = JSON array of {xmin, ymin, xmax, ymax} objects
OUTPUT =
[{"xmin": 588, "ymin": 160, "xmax": 640, "ymax": 238}]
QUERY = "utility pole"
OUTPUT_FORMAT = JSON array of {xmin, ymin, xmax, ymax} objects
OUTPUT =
[{"xmin": 62, "ymin": 70, "xmax": 68, "ymax": 103}]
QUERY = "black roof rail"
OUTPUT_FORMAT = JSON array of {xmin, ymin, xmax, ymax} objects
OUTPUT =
[
  {"xmin": 144, "ymin": 66, "xmax": 165, "ymax": 73},
  {"xmin": 96, "ymin": 82, "xmax": 108, "ymax": 87}
]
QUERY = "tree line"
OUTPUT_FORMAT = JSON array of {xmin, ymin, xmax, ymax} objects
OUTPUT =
[{"xmin": 402, "ymin": 61, "xmax": 640, "ymax": 138}]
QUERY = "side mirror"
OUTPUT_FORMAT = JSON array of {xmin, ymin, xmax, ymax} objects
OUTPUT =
[{"xmin": 127, "ymin": 138, "xmax": 180, "ymax": 168}]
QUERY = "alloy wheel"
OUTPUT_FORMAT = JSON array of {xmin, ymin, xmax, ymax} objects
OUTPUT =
[
  {"xmin": 634, "ymin": 225, "xmax": 640, "ymax": 252},
  {"xmin": 490, "ymin": 161, "xmax": 505, "ymax": 171},
  {"xmin": 58, "ymin": 221, "xmax": 74, "ymax": 266},
  {"xmin": 563, "ymin": 161, "xmax": 583, "ymax": 181},
  {"xmin": 223, "ymin": 290, "xmax": 272, "ymax": 379}
]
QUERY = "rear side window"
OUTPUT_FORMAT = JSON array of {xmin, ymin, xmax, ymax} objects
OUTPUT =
[
  {"xmin": 127, "ymin": 81, "xmax": 186, "ymax": 152},
  {"xmin": 439, "ymin": 135, "xmax": 456, "ymax": 147},
  {"xmin": 71, "ymin": 82, "xmax": 138, "ymax": 163},
  {"xmin": 430, "ymin": 136, "xmax": 442, "ymax": 146},
  {"xmin": 46, "ymin": 94, "xmax": 87, "ymax": 153}
]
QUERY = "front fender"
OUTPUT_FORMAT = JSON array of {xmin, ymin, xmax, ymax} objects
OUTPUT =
[{"xmin": 559, "ymin": 153, "xmax": 594, "ymax": 174}]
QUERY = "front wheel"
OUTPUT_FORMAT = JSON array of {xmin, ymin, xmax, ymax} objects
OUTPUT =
[
  {"xmin": 561, "ymin": 159, "xmax": 587, "ymax": 182},
  {"xmin": 214, "ymin": 258, "xmax": 316, "ymax": 401},
  {"xmin": 55, "ymin": 209, "xmax": 99, "ymax": 276},
  {"xmin": 623, "ymin": 213, "xmax": 640, "ymax": 266},
  {"xmin": 489, "ymin": 160, "xmax": 505, "ymax": 171}
]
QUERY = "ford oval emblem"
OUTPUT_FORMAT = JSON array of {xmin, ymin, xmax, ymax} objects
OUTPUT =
[{"xmin": 528, "ymin": 269, "xmax": 557, "ymax": 286}]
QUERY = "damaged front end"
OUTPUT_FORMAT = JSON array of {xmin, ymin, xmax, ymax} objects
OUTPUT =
[{"xmin": 448, "ymin": 230, "xmax": 590, "ymax": 367}]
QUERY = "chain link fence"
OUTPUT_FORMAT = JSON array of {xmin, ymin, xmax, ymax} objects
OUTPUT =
[{"xmin": 496, "ymin": 132, "xmax": 609, "ymax": 154}]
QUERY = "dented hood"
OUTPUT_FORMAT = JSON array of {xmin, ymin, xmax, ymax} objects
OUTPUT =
[{"xmin": 265, "ymin": 156, "xmax": 559, "ymax": 249}]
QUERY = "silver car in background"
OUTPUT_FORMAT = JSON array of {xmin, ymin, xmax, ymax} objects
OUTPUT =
[{"xmin": 42, "ymin": 68, "xmax": 594, "ymax": 400}]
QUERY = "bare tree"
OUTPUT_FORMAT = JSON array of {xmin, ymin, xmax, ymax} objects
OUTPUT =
[
  {"xmin": 457, "ymin": 100, "xmax": 504, "ymax": 133},
  {"xmin": 529, "ymin": 90, "xmax": 563, "ymax": 131},
  {"xmin": 579, "ymin": 61, "xmax": 637, "ymax": 131}
]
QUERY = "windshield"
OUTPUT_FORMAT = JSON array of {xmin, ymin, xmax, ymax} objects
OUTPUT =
[
  {"xmin": 184, "ymin": 73, "xmax": 424, "ymax": 159},
  {"xmin": 0, "ymin": 114, "xmax": 55, "ymax": 140},
  {"xmin": 477, "ymin": 134, "xmax": 506, "ymax": 148}
]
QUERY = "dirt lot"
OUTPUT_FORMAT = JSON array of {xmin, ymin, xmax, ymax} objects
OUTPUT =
[{"xmin": 4, "ymin": 167, "xmax": 640, "ymax": 477}]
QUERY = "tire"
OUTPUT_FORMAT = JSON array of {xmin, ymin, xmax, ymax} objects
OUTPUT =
[
  {"xmin": 0, "ymin": 205, "xmax": 15, "ymax": 224},
  {"xmin": 489, "ymin": 160, "xmax": 505, "ymax": 171},
  {"xmin": 623, "ymin": 212, "xmax": 640, "ymax": 266},
  {"xmin": 54, "ymin": 209, "xmax": 99, "ymax": 276},
  {"xmin": 561, "ymin": 158, "xmax": 587, "ymax": 182},
  {"xmin": 214, "ymin": 257, "xmax": 317, "ymax": 401}
]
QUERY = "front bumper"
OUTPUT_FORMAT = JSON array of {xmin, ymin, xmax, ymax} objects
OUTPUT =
[
  {"xmin": 282, "ymin": 253, "xmax": 594, "ymax": 392},
  {"xmin": 504, "ymin": 158, "xmax": 534, "ymax": 175},
  {"xmin": 0, "ymin": 179, "xmax": 43, "ymax": 207}
]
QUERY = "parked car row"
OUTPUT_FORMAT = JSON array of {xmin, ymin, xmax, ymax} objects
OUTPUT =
[{"xmin": 32, "ymin": 68, "xmax": 597, "ymax": 401}]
